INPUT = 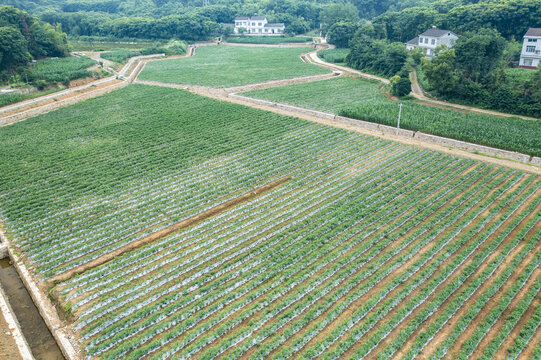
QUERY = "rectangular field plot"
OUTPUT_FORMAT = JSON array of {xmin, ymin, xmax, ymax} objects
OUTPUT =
[
  {"xmin": 137, "ymin": 45, "xmax": 329, "ymax": 87},
  {"xmin": 242, "ymin": 77, "xmax": 541, "ymax": 157},
  {"xmin": 0, "ymin": 84, "xmax": 540, "ymax": 359}
]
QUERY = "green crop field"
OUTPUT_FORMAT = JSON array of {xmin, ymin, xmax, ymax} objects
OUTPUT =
[
  {"xmin": 226, "ymin": 36, "xmax": 312, "ymax": 44},
  {"xmin": 318, "ymin": 48, "xmax": 350, "ymax": 64},
  {"xmin": 137, "ymin": 45, "xmax": 329, "ymax": 87},
  {"xmin": 1, "ymin": 84, "xmax": 540, "ymax": 360},
  {"xmin": 243, "ymin": 77, "xmax": 541, "ymax": 157},
  {"xmin": 28, "ymin": 56, "xmax": 96, "ymax": 83}
]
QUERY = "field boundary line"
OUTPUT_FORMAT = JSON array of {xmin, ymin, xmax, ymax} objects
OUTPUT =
[
  {"xmin": 49, "ymin": 175, "xmax": 292, "ymax": 284},
  {"xmin": 0, "ymin": 228, "xmax": 83, "ymax": 360}
]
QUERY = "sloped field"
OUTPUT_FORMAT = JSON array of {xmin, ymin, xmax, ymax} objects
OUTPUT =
[{"xmin": 0, "ymin": 85, "xmax": 539, "ymax": 359}]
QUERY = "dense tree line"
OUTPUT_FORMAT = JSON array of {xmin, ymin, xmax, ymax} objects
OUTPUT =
[
  {"xmin": 422, "ymin": 28, "xmax": 541, "ymax": 117},
  {"xmin": 0, "ymin": 6, "xmax": 69, "ymax": 72},
  {"xmin": 375, "ymin": 0, "xmax": 541, "ymax": 42}
]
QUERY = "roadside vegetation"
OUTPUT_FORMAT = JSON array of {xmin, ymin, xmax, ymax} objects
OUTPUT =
[
  {"xmin": 138, "ymin": 46, "xmax": 328, "ymax": 87},
  {"xmin": 243, "ymin": 76, "xmax": 541, "ymax": 156},
  {"xmin": 318, "ymin": 48, "xmax": 349, "ymax": 64}
]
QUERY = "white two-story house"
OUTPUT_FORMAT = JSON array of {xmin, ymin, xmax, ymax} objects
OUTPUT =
[
  {"xmin": 234, "ymin": 16, "xmax": 285, "ymax": 36},
  {"xmin": 405, "ymin": 27, "xmax": 458, "ymax": 57},
  {"xmin": 519, "ymin": 28, "xmax": 541, "ymax": 69}
]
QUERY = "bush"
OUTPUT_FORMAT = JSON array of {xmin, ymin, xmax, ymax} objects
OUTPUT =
[{"xmin": 390, "ymin": 76, "xmax": 411, "ymax": 97}]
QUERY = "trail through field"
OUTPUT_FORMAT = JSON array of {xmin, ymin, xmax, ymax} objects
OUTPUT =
[{"xmin": 409, "ymin": 69, "xmax": 539, "ymax": 121}]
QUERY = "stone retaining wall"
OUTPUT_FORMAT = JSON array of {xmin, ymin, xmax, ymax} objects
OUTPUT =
[{"xmin": 232, "ymin": 94, "xmax": 539, "ymax": 167}]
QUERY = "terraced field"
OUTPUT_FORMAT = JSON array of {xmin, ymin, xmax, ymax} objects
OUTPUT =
[{"xmin": 0, "ymin": 84, "xmax": 539, "ymax": 359}]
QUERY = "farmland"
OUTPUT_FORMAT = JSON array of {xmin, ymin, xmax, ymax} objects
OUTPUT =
[
  {"xmin": 137, "ymin": 46, "xmax": 329, "ymax": 87},
  {"xmin": 0, "ymin": 83, "xmax": 539, "ymax": 359},
  {"xmin": 243, "ymin": 77, "xmax": 541, "ymax": 157},
  {"xmin": 225, "ymin": 36, "xmax": 312, "ymax": 44}
]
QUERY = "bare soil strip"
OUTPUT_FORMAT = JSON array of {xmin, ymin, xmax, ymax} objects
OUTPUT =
[
  {"xmin": 469, "ymin": 266, "xmax": 541, "ymax": 359},
  {"xmin": 50, "ymin": 175, "xmax": 291, "ymax": 284},
  {"xmin": 338, "ymin": 175, "xmax": 534, "ymax": 359},
  {"xmin": 494, "ymin": 283, "xmax": 541, "ymax": 359}
]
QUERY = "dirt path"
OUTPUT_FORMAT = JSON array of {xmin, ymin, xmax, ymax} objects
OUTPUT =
[{"xmin": 410, "ymin": 69, "xmax": 539, "ymax": 121}]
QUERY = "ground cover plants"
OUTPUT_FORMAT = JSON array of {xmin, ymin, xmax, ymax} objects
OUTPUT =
[
  {"xmin": 243, "ymin": 77, "xmax": 541, "ymax": 157},
  {"xmin": 0, "ymin": 83, "xmax": 539, "ymax": 359},
  {"xmin": 100, "ymin": 42, "xmax": 187, "ymax": 63},
  {"xmin": 137, "ymin": 45, "xmax": 329, "ymax": 87}
]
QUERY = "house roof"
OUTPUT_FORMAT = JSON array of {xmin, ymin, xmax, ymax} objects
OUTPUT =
[
  {"xmin": 406, "ymin": 37, "xmax": 419, "ymax": 45},
  {"xmin": 420, "ymin": 29, "xmax": 457, "ymax": 38},
  {"xmin": 235, "ymin": 17, "xmax": 250, "ymax": 20},
  {"xmin": 525, "ymin": 28, "xmax": 541, "ymax": 37},
  {"xmin": 265, "ymin": 23, "xmax": 285, "ymax": 28},
  {"xmin": 251, "ymin": 16, "xmax": 267, "ymax": 21}
]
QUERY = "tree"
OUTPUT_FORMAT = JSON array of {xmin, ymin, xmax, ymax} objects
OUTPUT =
[
  {"xmin": 327, "ymin": 21, "xmax": 359, "ymax": 48},
  {"xmin": 0, "ymin": 26, "xmax": 30, "ymax": 70},
  {"xmin": 421, "ymin": 48, "xmax": 457, "ymax": 96},
  {"xmin": 454, "ymin": 28, "xmax": 506, "ymax": 83},
  {"xmin": 390, "ymin": 75, "xmax": 411, "ymax": 97},
  {"xmin": 319, "ymin": 3, "xmax": 359, "ymax": 35},
  {"xmin": 286, "ymin": 17, "xmax": 309, "ymax": 35}
]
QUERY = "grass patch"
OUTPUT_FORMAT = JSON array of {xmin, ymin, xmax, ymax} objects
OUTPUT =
[
  {"xmin": 243, "ymin": 76, "xmax": 541, "ymax": 156},
  {"xmin": 138, "ymin": 45, "xmax": 329, "ymax": 87},
  {"xmin": 100, "ymin": 42, "xmax": 187, "ymax": 63}
]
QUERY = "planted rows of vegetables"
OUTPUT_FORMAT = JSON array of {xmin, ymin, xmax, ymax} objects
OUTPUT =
[
  {"xmin": 243, "ymin": 77, "xmax": 541, "ymax": 157},
  {"xmin": 0, "ymin": 85, "xmax": 539, "ymax": 359}
]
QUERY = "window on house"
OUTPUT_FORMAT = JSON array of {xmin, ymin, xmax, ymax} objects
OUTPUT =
[
  {"xmin": 425, "ymin": 38, "xmax": 429, "ymax": 44},
  {"xmin": 252, "ymin": 22, "xmax": 255, "ymax": 26},
  {"xmin": 524, "ymin": 58, "xmax": 533, "ymax": 66},
  {"xmin": 258, "ymin": 22, "xmax": 262, "ymax": 26},
  {"xmin": 431, "ymin": 39, "xmax": 435, "ymax": 45},
  {"xmin": 526, "ymin": 46, "xmax": 536, "ymax": 53},
  {"xmin": 419, "ymin": 37, "xmax": 423, "ymax": 43},
  {"xmin": 528, "ymin": 38, "xmax": 538, "ymax": 42}
]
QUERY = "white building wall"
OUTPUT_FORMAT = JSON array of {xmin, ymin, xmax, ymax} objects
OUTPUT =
[{"xmin": 519, "ymin": 36, "xmax": 541, "ymax": 69}]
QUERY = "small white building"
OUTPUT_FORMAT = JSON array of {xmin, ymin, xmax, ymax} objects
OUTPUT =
[
  {"xmin": 519, "ymin": 28, "xmax": 541, "ymax": 69},
  {"xmin": 405, "ymin": 27, "xmax": 458, "ymax": 57},
  {"xmin": 234, "ymin": 16, "xmax": 285, "ymax": 36}
]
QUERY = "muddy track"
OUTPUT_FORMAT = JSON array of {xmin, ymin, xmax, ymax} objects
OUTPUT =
[{"xmin": 336, "ymin": 174, "xmax": 532, "ymax": 358}]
